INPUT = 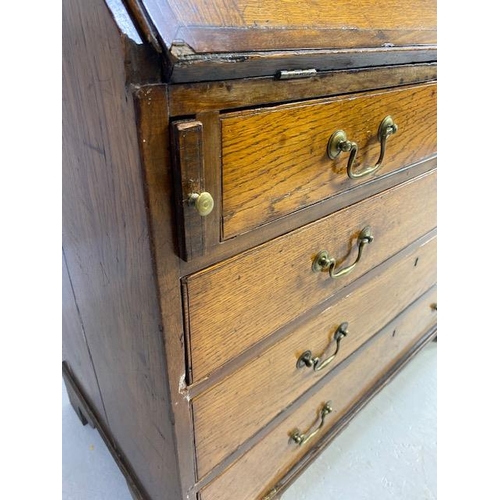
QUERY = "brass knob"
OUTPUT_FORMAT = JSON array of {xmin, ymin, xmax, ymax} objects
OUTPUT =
[{"xmin": 188, "ymin": 192, "xmax": 214, "ymax": 216}]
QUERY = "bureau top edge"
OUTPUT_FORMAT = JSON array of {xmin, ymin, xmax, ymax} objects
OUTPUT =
[{"xmin": 108, "ymin": 0, "xmax": 437, "ymax": 84}]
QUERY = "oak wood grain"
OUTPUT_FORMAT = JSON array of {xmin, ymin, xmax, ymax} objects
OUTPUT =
[
  {"xmin": 167, "ymin": 0, "xmax": 436, "ymax": 30},
  {"xmin": 199, "ymin": 286, "xmax": 437, "ymax": 500},
  {"xmin": 62, "ymin": 0, "xmax": 181, "ymax": 497},
  {"xmin": 171, "ymin": 120, "xmax": 208, "ymax": 260},
  {"xmin": 221, "ymin": 83, "xmax": 437, "ymax": 239},
  {"xmin": 169, "ymin": 46, "xmax": 437, "ymax": 84},
  {"xmin": 184, "ymin": 170, "xmax": 436, "ymax": 383},
  {"xmin": 168, "ymin": 63, "xmax": 437, "ymax": 116},
  {"xmin": 186, "ymin": 229, "xmax": 435, "ymax": 405},
  {"xmin": 134, "ymin": 85, "xmax": 199, "ymax": 499},
  {"xmin": 179, "ymin": 156, "xmax": 436, "ymax": 276},
  {"xmin": 196, "ymin": 111, "xmax": 223, "ymax": 255},
  {"xmin": 62, "ymin": 251, "xmax": 107, "ymax": 423},
  {"xmin": 140, "ymin": 0, "xmax": 436, "ymax": 54},
  {"xmin": 63, "ymin": 2, "xmax": 438, "ymax": 498},
  {"xmin": 192, "ymin": 236, "xmax": 436, "ymax": 477}
]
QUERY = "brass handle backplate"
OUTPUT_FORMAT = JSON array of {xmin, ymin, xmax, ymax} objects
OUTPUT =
[
  {"xmin": 297, "ymin": 322, "xmax": 349, "ymax": 371},
  {"xmin": 290, "ymin": 401, "xmax": 333, "ymax": 446},
  {"xmin": 188, "ymin": 191, "xmax": 214, "ymax": 216},
  {"xmin": 327, "ymin": 116, "xmax": 398, "ymax": 179},
  {"xmin": 312, "ymin": 226, "xmax": 373, "ymax": 279}
]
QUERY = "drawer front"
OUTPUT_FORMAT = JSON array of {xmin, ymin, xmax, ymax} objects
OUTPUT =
[
  {"xmin": 193, "ymin": 236, "xmax": 436, "ymax": 477},
  {"xmin": 184, "ymin": 169, "xmax": 436, "ymax": 383},
  {"xmin": 199, "ymin": 287, "xmax": 437, "ymax": 500},
  {"xmin": 221, "ymin": 83, "xmax": 436, "ymax": 239}
]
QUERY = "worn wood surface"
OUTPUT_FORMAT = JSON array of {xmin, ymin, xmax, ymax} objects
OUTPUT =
[
  {"xmin": 261, "ymin": 325, "xmax": 437, "ymax": 500},
  {"xmin": 171, "ymin": 120, "xmax": 209, "ymax": 260},
  {"xmin": 184, "ymin": 170, "xmax": 436, "ymax": 383},
  {"xmin": 63, "ymin": 2, "xmax": 438, "ymax": 498},
  {"xmin": 169, "ymin": 47, "xmax": 437, "ymax": 84},
  {"xmin": 102, "ymin": 0, "xmax": 162, "ymax": 84},
  {"xmin": 139, "ymin": 0, "xmax": 436, "ymax": 54},
  {"xmin": 171, "ymin": 113, "xmax": 223, "ymax": 262},
  {"xmin": 133, "ymin": 86, "xmax": 199, "ymax": 499},
  {"xmin": 186, "ymin": 229, "xmax": 435, "ymax": 405},
  {"xmin": 134, "ymin": 86, "xmax": 200, "ymax": 499},
  {"xmin": 62, "ymin": 251, "xmax": 107, "ymax": 423},
  {"xmin": 179, "ymin": 156, "xmax": 436, "ymax": 275},
  {"xmin": 168, "ymin": 63, "xmax": 437, "ymax": 116},
  {"xmin": 62, "ymin": 0, "xmax": 181, "ymax": 498},
  {"xmin": 196, "ymin": 111, "xmax": 223, "ymax": 258},
  {"xmin": 192, "ymin": 236, "xmax": 436, "ymax": 477},
  {"xmin": 221, "ymin": 83, "xmax": 437, "ymax": 239},
  {"xmin": 199, "ymin": 286, "xmax": 437, "ymax": 500}
]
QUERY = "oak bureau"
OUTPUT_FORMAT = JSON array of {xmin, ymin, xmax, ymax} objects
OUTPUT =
[{"xmin": 62, "ymin": 0, "xmax": 437, "ymax": 498}]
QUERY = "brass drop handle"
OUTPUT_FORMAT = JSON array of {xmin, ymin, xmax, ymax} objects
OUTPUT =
[
  {"xmin": 290, "ymin": 401, "xmax": 333, "ymax": 446},
  {"xmin": 327, "ymin": 116, "xmax": 398, "ymax": 179},
  {"xmin": 297, "ymin": 322, "xmax": 349, "ymax": 371},
  {"xmin": 312, "ymin": 226, "xmax": 373, "ymax": 279},
  {"xmin": 188, "ymin": 191, "xmax": 214, "ymax": 216}
]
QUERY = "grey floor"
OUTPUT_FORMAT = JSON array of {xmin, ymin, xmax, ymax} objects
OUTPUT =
[{"xmin": 62, "ymin": 343, "xmax": 436, "ymax": 500}]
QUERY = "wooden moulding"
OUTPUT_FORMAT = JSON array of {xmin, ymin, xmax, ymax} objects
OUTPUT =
[
  {"xmin": 133, "ymin": 84, "xmax": 199, "ymax": 498},
  {"xmin": 262, "ymin": 325, "xmax": 438, "ymax": 500},
  {"xmin": 185, "ymin": 228, "xmax": 437, "ymax": 400},
  {"xmin": 179, "ymin": 155, "xmax": 437, "ymax": 275},
  {"xmin": 138, "ymin": 0, "xmax": 437, "ymax": 52},
  {"xmin": 167, "ymin": 47, "xmax": 437, "ymax": 83},
  {"xmin": 168, "ymin": 63, "xmax": 438, "ymax": 116},
  {"xmin": 134, "ymin": 0, "xmax": 436, "ymax": 81},
  {"xmin": 183, "ymin": 170, "xmax": 437, "ymax": 383},
  {"xmin": 198, "ymin": 286, "xmax": 437, "ymax": 498},
  {"xmin": 220, "ymin": 82, "xmax": 437, "ymax": 239},
  {"xmin": 191, "ymin": 236, "xmax": 437, "ymax": 478}
]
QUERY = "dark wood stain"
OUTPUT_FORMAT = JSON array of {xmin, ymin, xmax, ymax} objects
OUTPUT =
[
  {"xmin": 62, "ymin": 250, "xmax": 107, "ymax": 424},
  {"xmin": 62, "ymin": 0, "xmax": 437, "ymax": 498},
  {"xmin": 62, "ymin": 0, "xmax": 181, "ymax": 498},
  {"xmin": 169, "ymin": 46, "xmax": 437, "ymax": 83},
  {"xmin": 171, "ymin": 120, "xmax": 208, "ymax": 260},
  {"xmin": 133, "ymin": 84, "xmax": 199, "ymax": 497},
  {"xmin": 168, "ymin": 63, "xmax": 437, "ymax": 116}
]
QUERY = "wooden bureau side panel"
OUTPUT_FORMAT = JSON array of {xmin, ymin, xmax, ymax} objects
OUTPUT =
[
  {"xmin": 62, "ymin": 251, "xmax": 107, "ymax": 422},
  {"xmin": 192, "ymin": 236, "xmax": 436, "ymax": 478},
  {"xmin": 185, "ymin": 170, "xmax": 437, "ymax": 382},
  {"xmin": 221, "ymin": 83, "xmax": 436, "ymax": 239},
  {"xmin": 200, "ymin": 287, "xmax": 437, "ymax": 500},
  {"xmin": 62, "ymin": 1, "xmax": 181, "ymax": 498}
]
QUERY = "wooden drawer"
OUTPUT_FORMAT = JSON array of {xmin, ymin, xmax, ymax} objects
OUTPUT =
[
  {"xmin": 199, "ymin": 286, "xmax": 437, "ymax": 500},
  {"xmin": 221, "ymin": 82, "xmax": 436, "ymax": 239},
  {"xmin": 183, "ymin": 169, "xmax": 436, "ymax": 383},
  {"xmin": 192, "ymin": 236, "xmax": 436, "ymax": 478}
]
